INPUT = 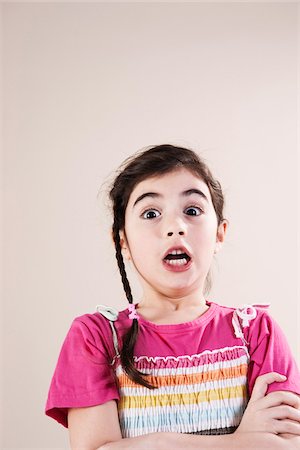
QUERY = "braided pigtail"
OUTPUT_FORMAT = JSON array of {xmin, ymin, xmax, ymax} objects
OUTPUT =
[{"xmin": 112, "ymin": 222, "xmax": 156, "ymax": 389}]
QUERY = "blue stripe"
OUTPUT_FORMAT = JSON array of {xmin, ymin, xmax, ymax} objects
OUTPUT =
[{"xmin": 120, "ymin": 400, "xmax": 248, "ymax": 432}]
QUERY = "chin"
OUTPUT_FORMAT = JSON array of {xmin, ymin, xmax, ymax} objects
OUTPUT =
[{"xmin": 163, "ymin": 284, "xmax": 197, "ymax": 297}]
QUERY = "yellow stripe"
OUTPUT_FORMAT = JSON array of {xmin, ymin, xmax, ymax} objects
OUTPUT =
[{"xmin": 119, "ymin": 384, "xmax": 248, "ymax": 410}]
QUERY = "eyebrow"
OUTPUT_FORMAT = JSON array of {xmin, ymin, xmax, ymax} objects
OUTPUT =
[{"xmin": 133, "ymin": 188, "xmax": 209, "ymax": 208}]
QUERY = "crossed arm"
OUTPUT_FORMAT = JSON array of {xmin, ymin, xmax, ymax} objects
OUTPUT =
[{"xmin": 68, "ymin": 372, "xmax": 300, "ymax": 450}]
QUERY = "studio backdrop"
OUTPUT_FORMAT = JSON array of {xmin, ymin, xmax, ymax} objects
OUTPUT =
[{"xmin": 1, "ymin": 2, "xmax": 299, "ymax": 448}]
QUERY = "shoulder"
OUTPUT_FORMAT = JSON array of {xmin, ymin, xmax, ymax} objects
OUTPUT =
[
  {"xmin": 230, "ymin": 303, "xmax": 287, "ymax": 349},
  {"xmin": 209, "ymin": 301, "xmax": 274, "ymax": 338},
  {"xmin": 210, "ymin": 300, "xmax": 270, "ymax": 317},
  {"xmin": 70, "ymin": 305, "xmax": 132, "ymax": 343},
  {"xmin": 206, "ymin": 300, "xmax": 262, "ymax": 323},
  {"xmin": 72, "ymin": 304, "xmax": 129, "ymax": 329},
  {"xmin": 241, "ymin": 304, "xmax": 278, "ymax": 337},
  {"xmin": 62, "ymin": 310, "xmax": 118, "ymax": 360},
  {"xmin": 60, "ymin": 313, "xmax": 114, "ymax": 360},
  {"xmin": 70, "ymin": 311, "xmax": 112, "ymax": 339}
]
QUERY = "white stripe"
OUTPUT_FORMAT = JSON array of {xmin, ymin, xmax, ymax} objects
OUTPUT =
[
  {"xmin": 121, "ymin": 413, "xmax": 244, "ymax": 438},
  {"xmin": 116, "ymin": 353, "xmax": 249, "ymax": 377},
  {"xmin": 119, "ymin": 375, "xmax": 247, "ymax": 398}
]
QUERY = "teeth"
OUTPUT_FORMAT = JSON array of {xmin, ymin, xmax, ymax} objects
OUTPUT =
[
  {"xmin": 165, "ymin": 258, "xmax": 188, "ymax": 266},
  {"xmin": 170, "ymin": 249, "xmax": 185, "ymax": 255}
]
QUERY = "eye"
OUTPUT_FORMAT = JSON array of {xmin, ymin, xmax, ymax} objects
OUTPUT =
[
  {"xmin": 184, "ymin": 206, "xmax": 203, "ymax": 216},
  {"xmin": 142, "ymin": 209, "xmax": 161, "ymax": 219}
]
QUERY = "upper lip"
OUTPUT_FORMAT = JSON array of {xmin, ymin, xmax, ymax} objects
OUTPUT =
[{"xmin": 162, "ymin": 245, "xmax": 192, "ymax": 260}]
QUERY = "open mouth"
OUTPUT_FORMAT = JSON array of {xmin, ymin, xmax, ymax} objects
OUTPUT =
[{"xmin": 163, "ymin": 249, "xmax": 191, "ymax": 266}]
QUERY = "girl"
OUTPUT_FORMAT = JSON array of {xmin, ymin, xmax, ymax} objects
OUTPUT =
[{"xmin": 45, "ymin": 144, "xmax": 300, "ymax": 449}]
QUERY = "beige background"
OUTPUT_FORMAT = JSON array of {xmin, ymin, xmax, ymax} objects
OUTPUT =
[{"xmin": 1, "ymin": 2, "xmax": 299, "ymax": 449}]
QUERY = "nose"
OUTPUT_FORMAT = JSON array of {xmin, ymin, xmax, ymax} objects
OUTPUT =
[{"xmin": 165, "ymin": 217, "xmax": 187, "ymax": 237}]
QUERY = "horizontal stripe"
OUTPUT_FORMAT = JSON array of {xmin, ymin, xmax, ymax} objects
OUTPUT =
[
  {"xmin": 120, "ymin": 400, "xmax": 246, "ymax": 431},
  {"xmin": 118, "ymin": 383, "xmax": 247, "ymax": 409},
  {"xmin": 116, "ymin": 354, "xmax": 249, "ymax": 377},
  {"xmin": 119, "ymin": 395, "xmax": 248, "ymax": 418},
  {"xmin": 119, "ymin": 375, "xmax": 247, "ymax": 397},
  {"xmin": 120, "ymin": 407, "xmax": 245, "ymax": 438},
  {"xmin": 118, "ymin": 363, "xmax": 248, "ymax": 389},
  {"xmin": 121, "ymin": 423, "xmax": 238, "ymax": 438}
]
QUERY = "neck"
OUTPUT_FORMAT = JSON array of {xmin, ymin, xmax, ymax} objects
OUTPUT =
[
  {"xmin": 136, "ymin": 285, "xmax": 208, "ymax": 322},
  {"xmin": 139, "ymin": 292, "xmax": 206, "ymax": 311}
]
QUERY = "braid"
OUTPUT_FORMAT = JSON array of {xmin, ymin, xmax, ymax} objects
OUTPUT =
[
  {"xmin": 112, "ymin": 220, "xmax": 156, "ymax": 389},
  {"xmin": 112, "ymin": 222, "xmax": 133, "ymax": 304}
]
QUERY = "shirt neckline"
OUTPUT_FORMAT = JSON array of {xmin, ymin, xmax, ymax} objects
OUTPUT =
[{"xmin": 133, "ymin": 300, "xmax": 218, "ymax": 332}]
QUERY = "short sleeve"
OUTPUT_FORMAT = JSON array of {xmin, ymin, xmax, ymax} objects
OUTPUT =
[
  {"xmin": 45, "ymin": 314, "xmax": 120, "ymax": 427},
  {"xmin": 246, "ymin": 308, "xmax": 300, "ymax": 397}
]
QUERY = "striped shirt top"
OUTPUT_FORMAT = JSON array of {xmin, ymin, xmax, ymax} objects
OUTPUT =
[{"xmin": 45, "ymin": 300, "xmax": 300, "ymax": 437}]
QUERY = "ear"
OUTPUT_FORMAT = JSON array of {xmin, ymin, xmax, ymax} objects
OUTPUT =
[
  {"xmin": 119, "ymin": 229, "xmax": 131, "ymax": 261},
  {"xmin": 214, "ymin": 219, "xmax": 228, "ymax": 254}
]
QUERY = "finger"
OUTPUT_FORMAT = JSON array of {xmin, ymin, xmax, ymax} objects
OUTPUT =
[
  {"xmin": 274, "ymin": 419, "xmax": 300, "ymax": 436},
  {"xmin": 250, "ymin": 372, "xmax": 287, "ymax": 402},
  {"xmin": 268, "ymin": 405, "xmax": 300, "ymax": 422},
  {"xmin": 260, "ymin": 391, "xmax": 300, "ymax": 410}
]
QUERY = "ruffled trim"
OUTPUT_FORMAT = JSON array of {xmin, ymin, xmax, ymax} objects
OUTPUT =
[{"xmin": 132, "ymin": 345, "xmax": 249, "ymax": 369}]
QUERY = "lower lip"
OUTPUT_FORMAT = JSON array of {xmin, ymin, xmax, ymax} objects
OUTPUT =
[{"xmin": 162, "ymin": 259, "xmax": 192, "ymax": 272}]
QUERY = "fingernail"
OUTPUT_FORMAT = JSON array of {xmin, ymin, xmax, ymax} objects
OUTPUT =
[{"xmin": 279, "ymin": 374, "xmax": 287, "ymax": 379}]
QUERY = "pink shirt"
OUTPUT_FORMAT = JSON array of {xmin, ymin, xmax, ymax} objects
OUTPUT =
[{"xmin": 45, "ymin": 300, "xmax": 300, "ymax": 437}]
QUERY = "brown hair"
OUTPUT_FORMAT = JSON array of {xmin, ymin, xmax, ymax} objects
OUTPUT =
[{"xmin": 109, "ymin": 144, "xmax": 226, "ymax": 388}]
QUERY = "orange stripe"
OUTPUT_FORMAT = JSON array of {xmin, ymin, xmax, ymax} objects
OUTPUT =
[{"xmin": 118, "ymin": 363, "xmax": 248, "ymax": 389}]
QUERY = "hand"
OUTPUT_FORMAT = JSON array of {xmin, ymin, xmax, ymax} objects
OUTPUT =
[{"xmin": 235, "ymin": 372, "xmax": 300, "ymax": 436}]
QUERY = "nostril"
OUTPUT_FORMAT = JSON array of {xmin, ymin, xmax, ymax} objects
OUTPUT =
[{"xmin": 167, "ymin": 231, "xmax": 184, "ymax": 236}]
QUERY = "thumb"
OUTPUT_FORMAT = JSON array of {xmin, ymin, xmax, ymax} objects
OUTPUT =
[{"xmin": 250, "ymin": 372, "xmax": 287, "ymax": 402}]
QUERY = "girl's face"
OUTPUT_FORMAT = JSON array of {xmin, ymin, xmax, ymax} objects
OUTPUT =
[{"xmin": 120, "ymin": 167, "xmax": 227, "ymax": 300}]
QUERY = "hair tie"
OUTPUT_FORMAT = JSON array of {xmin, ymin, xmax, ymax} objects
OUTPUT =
[{"xmin": 128, "ymin": 303, "xmax": 139, "ymax": 320}]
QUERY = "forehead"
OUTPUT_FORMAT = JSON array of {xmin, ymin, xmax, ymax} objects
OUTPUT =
[{"xmin": 128, "ymin": 167, "xmax": 212, "ymax": 204}]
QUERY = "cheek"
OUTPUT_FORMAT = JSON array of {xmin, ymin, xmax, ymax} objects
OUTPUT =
[
  {"xmin": 126, "ymin": 229, "xmax": 158, "ymax": 270},
  {"xmin": 192, "ymin": 222, "xmax": 218, "ymax": 249},
  {"xmin": 129, "ymin": 235, "xmax": 154, "ymax": 259},
  {"xmin": 125, "ymin": 226, "xmax": 148, "ymax": 255}
]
